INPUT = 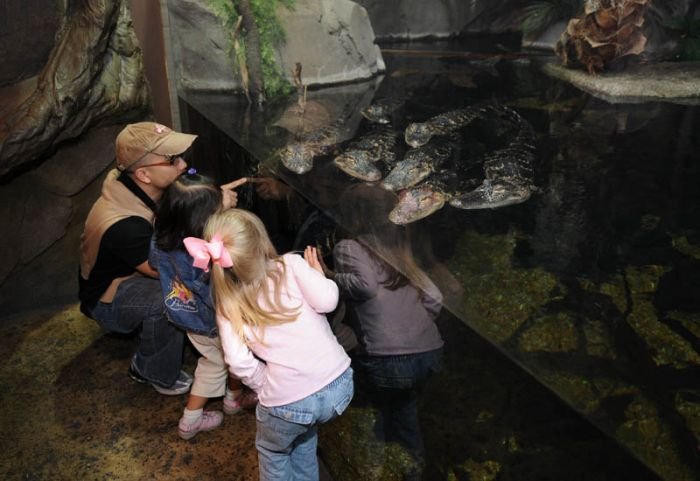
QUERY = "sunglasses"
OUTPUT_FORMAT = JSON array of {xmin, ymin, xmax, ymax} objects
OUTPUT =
[
  {"xmin": 142, "ymin": 153, "xmax": 185, "ymax": 168},
  {"xmin": 128, "ymin": 152, "xmax": 189, "ymax": 173}
]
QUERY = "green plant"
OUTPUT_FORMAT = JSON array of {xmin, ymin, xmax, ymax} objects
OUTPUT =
[
  {"xmin": 522, "ymin": 0, "xmax": 584, "ymax": 37},
  {"xmin": 207, "ymin": 0, "xmax": 295, "ymax": 99}
]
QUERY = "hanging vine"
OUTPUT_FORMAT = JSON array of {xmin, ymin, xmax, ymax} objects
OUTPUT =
[{"xmin": 206, "ymin": 0, "xmax": 295, "ymax": 103}]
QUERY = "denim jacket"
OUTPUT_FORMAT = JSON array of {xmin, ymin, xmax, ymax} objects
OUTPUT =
[{"xmin": 149, "ymin": 238, "xmax": 218, "ymax": 337}]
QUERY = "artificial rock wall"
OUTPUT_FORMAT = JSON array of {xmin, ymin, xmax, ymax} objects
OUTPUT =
[
  {"xmin": 167, "ymin": 0, "xmax": 385, "ymax": 92},
  {"xmin": 354, "ymin": 0, "xmax": 528, "ymax": 40},
  {"xmin": 0, "ymin": 0, "xmax": 150, "ymax": 311}
]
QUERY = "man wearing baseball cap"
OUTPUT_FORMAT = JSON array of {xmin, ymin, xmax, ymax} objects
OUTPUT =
[{"xmin": 78, "ymin": 122, "xmax": 198, "ymax": 395}]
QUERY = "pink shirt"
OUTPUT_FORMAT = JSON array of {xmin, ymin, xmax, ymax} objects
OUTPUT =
[{"xmin": 217, "ymin": 253, "xmax": 350, "ymax": 407}]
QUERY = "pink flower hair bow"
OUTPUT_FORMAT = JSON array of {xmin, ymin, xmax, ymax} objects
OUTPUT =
[{"xmin": 183, "ymin": 235, "xmax": 233, "ymax": 272}]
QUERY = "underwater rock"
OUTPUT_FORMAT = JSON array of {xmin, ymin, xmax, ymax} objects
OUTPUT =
[
  {"xmin": 319, "ymin": 405, "xmax": 417, "ymax": 481},
  {"xmin": 594, "ymin": 267, "xmax": 700, "ymax": 368},
  {"xmin": 617, "ymin": 397, "xmax": 695, "ymax": 481},
  {"xmin": 519, "ymin": 313, "xmax": 579, "ymax": 353},
  {"xmin": 448, "ymin": 230, "xmax": 559, "ymax": 343}
]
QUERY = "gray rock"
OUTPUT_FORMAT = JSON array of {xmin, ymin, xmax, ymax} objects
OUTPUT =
[
  {"xmin": 276, "ymin": 0, "xmax": 384, "ymax": 86},
  {"xmin": 0, "ymin": 184, "xmax": 23, "ymax": 284},
  {"xmin": 166, "ymin": 0, "xmax": 384, "ymax": 91},
  {"xmin": 522, "ymin": 21, "xmax": 567, "ymax": 52},
  {"xmin": 543, "ymin": 61, "xmax": 700, "ymax": 105},
  {"xmin": 20, "ymin": 190, "xmax": 74, "ymax": 264},
  {"xmin": 0, "ymin": 172, "xmax": 104, "ymax": 310},
  {"xmin": 166, "ymin": 0, "xmax": 241, "ymax": 92},
  {"xmin": 28, "ymin": 125, "xmax": 124, "ymax": 197},
  {"xmin": 354, "ymin": 0, "xmax": 525, "ymax": 39},
  {"xmin": 0, "ymin": 177, "xmax": 74, "ymax": 285}
]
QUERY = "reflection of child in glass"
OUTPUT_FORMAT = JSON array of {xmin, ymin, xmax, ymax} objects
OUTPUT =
[
  {"xmin": 150, "ymin": 172, "xmax": 256, "ymax": 440},
  {"xmin": 203, "ymin": 209, "xmax": 354, "ymax": 481},
  {"xmin": 328, "ymin": 183, "xmax": 444, "ymax": 476}
]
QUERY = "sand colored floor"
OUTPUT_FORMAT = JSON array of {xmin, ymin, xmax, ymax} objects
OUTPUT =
[
  {"xmin": 0, "ymin": 304, "xmax": 264, "ymax": 481},
  {"xmin": 0, "ymin": 302, "xmax": 665, "ymax": 481}
]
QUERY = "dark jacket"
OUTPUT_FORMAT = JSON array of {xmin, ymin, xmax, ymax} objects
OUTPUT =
[{"xmin": 149, "ymin": 239, "xmax": 217, "ymax": 337}]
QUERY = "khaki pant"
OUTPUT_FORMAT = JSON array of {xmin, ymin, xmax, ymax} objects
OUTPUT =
[{"xmin": 188, "ymin": 332, "xmax": 229, "ymax": 398}]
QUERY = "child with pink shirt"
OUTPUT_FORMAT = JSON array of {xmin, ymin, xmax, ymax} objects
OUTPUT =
[{"xmin": 192, "ymin": 208, "xmax": 353, "ymax": 481}]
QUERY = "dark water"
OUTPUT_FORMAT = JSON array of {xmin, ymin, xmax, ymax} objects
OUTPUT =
[{"xmin": 179, "ymin": 36, "xmax": 699, "ymax": 480}]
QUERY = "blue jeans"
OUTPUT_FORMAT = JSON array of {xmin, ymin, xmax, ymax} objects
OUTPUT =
[
  {"xmin": 255, "ymin": 368, "xmax": 354, "ymax": 481},
  {"xmin": 354, "ymin": 348, "xmax": 443, "ymax": 473},
  {"xmin": 86, "ymin": 276, "xmax": 185, "ymax": 387}
]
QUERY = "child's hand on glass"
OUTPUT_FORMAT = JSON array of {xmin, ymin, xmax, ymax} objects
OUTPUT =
[
  {"xmin": 304, "ymin": 246, "xmax": 324, "ymax": 274},
  {"xmin": 304, "ymin": 245, "xmax": 334, "ymax": 278},
  {"xmin": 220, "ymin": 178, "xmax": 247, "ymax": 209}
]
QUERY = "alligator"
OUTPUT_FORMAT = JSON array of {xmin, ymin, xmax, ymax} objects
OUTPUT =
[
  {"xmin": 404, "ymin": 106, "xmax": 485, "ymax": 148},
  {"xmin": 361, "ymin": 97, "xmax": 404, "ymax": 124},
  {"xmin": 333, "ymin": 126, "xmax": 398, "ymax": 181},
  {"xmin": 448, "ymin": 106, "xmax": 536, "ymax": 210},
  {"xmin": 389, "ymin": 105, "xmax": 537, "ymax": 224},
  {"xmin": 279, "ymin": 101, "xmax": 537, "ymax": 224},
  {"xmin": 279, "ymin": 124, "xmax": 342, "ymax": 174},
  {"xmin": 381, "ymin": 135, "xmax": 458, "ymax": 191}
]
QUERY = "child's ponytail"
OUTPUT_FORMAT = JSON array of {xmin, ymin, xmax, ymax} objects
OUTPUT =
[{"xmin": 204, "ymin": 209, "xmax": 300, "ymax": 343}]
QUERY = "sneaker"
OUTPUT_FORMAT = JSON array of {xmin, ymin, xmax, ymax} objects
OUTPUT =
[
  {"xmin": 223, "ymin": 389, "xmax": 258, "ymax": 415},
  {"xmin": 127, "ymin": 363, "xmax": 149, "ymax": 384},
  {"xmin": 178, "ymin": 410, "xmax": 224, "ymax": 440},
  {"xmin": 223, "ymin": 396, "xmax": 244, "ymax": 415},
  {"xmin": 240, "ymin": 389, "xmax": 259, "ymax": 409},
  {"xmin": 128, "ymin": 360, "xmax": 192, "ymax": 396},
  {"xmin": 152, "ymin": 370, "xmax": 192, "ymax": 396}
]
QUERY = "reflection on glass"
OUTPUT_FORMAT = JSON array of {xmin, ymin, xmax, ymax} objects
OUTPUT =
[
  {"xmin": 176, "ymin": 38, "xmax": 699, "ymax": 481},
  {"xmin": 332, "ymin": 184, "xmax": 444, "ymax": 480}
]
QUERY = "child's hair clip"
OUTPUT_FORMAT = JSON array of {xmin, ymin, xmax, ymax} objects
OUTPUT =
[{"xmin": 187, "ymin": 167, "xmax": 198, "ymax": 175}]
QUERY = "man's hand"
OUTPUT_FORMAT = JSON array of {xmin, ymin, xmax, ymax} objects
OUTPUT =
[
  {"xmin": 252, "ymin": 176, "xmax": 292, "ymax": 201},
  {"xmin": 221, "ymin": 178, "xmax": 247, "ymax": 209}
]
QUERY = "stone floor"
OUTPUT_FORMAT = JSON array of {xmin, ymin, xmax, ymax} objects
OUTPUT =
[{"xmin": 0, "ymin": 303, "xmax": 330, "ymax": 481}]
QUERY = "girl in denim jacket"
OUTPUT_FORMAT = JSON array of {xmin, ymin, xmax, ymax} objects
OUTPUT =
[
  {"xmin": 200, "ymin": 208, "xmax": 353, "ymax": 481},
  {"xmin": 150, "ymin": 172, "xmax": 255, "ymax": 440}
]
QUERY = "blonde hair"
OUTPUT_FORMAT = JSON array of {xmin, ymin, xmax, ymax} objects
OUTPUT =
[{"xmin": 205, "ymin": 209, "xmax": 299, "ymax": 342}]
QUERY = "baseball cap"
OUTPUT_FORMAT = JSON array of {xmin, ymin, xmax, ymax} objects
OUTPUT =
[{"xmin": 115, "ymin": 122, "xmax": 198, "ymax": 171}]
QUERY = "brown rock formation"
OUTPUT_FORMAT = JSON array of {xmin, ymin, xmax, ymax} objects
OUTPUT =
[
  {"xmin": 555, "ymin": 0, "xmax": 650, "ymax": 74},
  {"xmin": 0, "ymin": 0, "xmax": 150, "ymax": 179}
]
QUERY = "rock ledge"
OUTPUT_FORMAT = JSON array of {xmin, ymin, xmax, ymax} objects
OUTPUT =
[{"xmin": 543, "ymin": 61, "xmax": 700, "ymax": 105}]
